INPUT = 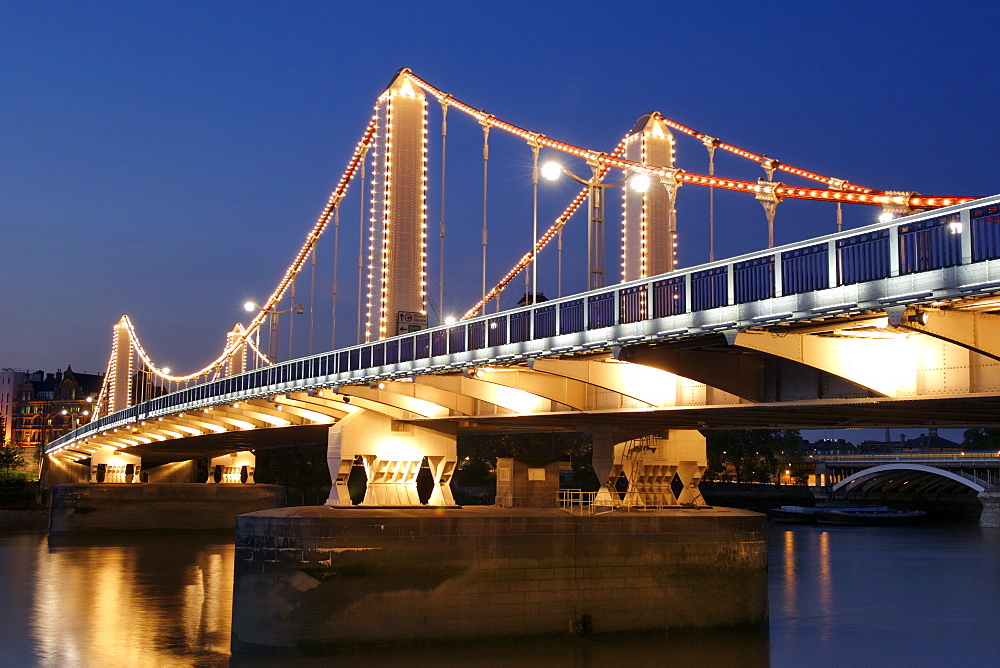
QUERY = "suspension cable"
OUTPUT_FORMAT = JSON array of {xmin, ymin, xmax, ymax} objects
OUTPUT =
[
  {"xmin": 332, "ymin": 203, "xmax": 340, "ymax": 350},
  {"xmin": 480, "ymin": 117, "xmax": 491, "ymax": 308},
  {"xmin": 402, "ymin": 70, "xmax": 974, "ymax": 210},
  {"xmin": 111, "ymin": 113, "xmax": 377, "ymax": 384},
  {"xmin": 439, "ymin": 99, "xmax": 448, "ymax": 325}
]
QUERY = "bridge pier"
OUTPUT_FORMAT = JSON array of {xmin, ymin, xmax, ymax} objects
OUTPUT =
[
  {"xmin": 89, "ymin": 445, "xmax": 141, "ymax": 483},
  {"xmin": 325, "ymin": 410, "xmax": 456, "ymax": 507},
  {"xmin": 592, "ymin": 429, "xmax": 708, "ymax": 507},
  {"xmin": 979, "ymin": 490, "xmax": 1000, "ymax": 528},
  {"xmin": 207, "ymin": 451, "xmax": 256, "ymax": 484}
]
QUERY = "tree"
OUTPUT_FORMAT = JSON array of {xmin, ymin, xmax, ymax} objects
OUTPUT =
[
  {"xmin": 0, "ymin": 446, "xmax": 27, "ymax": 480},
  {"xmin": 705, "ymin": 429, "xmax": 802, "ymax": 483},
  {"xmin": 962, "ymin": 428, "xmax": 1000, "ymax": 451}
]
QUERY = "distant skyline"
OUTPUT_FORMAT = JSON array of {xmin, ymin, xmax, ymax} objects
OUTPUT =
[{"xmin": 4, "ymin": 1, "xmax": 998, "ymax": 446}]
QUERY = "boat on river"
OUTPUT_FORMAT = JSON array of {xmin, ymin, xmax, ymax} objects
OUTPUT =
[
  {"xmin": 814, "ymin": 508, "xmax": 927, "ymax": 526},
  {"xmin": 769, "ymin": 505, "xmax": 926, "ymax": 525}
]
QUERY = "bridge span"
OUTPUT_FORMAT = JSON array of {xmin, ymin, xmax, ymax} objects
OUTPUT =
[
  {"xmin": 44, "ymin": 194, "xmax": 1000, "ymax": 522},
  {"xmin": 39, "ymin": 69, "xmax": 1000, "ymax": 524}
]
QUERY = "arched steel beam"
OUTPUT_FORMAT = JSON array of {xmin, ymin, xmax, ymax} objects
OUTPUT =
[
  {"xmin": 530, "ymin": 356, "xmax": 690, "ymax": 407},
  {"xmin": 833, "ymin": 463, "xmax": 987, "ymax": 494},
  {"xmin": 469, "ymin": 366, "xmax": 589, "ymax": 411}
]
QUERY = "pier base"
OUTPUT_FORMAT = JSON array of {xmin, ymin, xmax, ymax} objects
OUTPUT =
[
  {"xmin": 979, "ymin": 490, "xmax": 1000, "ymax": 528},
  {"xmin": 49, "ymin": 483, "xmax": 286, "ymax": 533},
  {"xmin": 231, "ymin": 506, "xmax": 767, "ymax": 656}
]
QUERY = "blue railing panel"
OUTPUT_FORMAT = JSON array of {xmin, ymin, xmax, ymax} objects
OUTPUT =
[
  {"xmin": 448, "ymin": 325, "xmax": 466, "ymax": 354},
  {"xmin": 559, "ymin": 299, "xmax": 584, "ymax": 334},
  {"xmin": 781, "ymin": 243, "xmax": 828, "ymax": 295},
  {"xmin": 533, "ymin": 304, "xmax": 556, "ymax": 338},
  {"xmin": 468, "ymin": 321, "xmax": 485, "ymax": 350},
  {"xmin": 972, "ymin": 204, "xmax": 1000, "ymax": 262},
  {"xmin": 898, "ymin": 214, "xmax": 962, "ymax": 274},
  {"xmin": 691, "ymin": 267, "xmax": 727, "ymax": 311},
  {"xmin": 398, "ymin": 337, "xmax": 413, "ymax": 363},
  {"xmin": 431, "ymin": 330, "xmax": 447, "ymax": 356},
  {"xmin": 837, "ymin": 230, "xmax": 889, "ymax": 285},
  {"xmin": 734, "ymin": 256, "xmax": 775, "ymax": 304},
  {"xmin": 488, "ymin": 315, "xmax": 507, "ymax": 346},
  {"xmin": 588, "ymin": 292, "xmax": 614, "ymax": 329},
  {"xmin": 510, "ymin": 311, "xmax": 531, "ymax": 343},
  {"xmin": 415, "ymin": 333, "xmax": 430, "ymax": 358},
  {"xmin": 652, "ymin": 276, "xmax": 685, "ymax": 317},
  {"xmin": 619, "ymin": 285, "xmax": 647, "ymax": 324}
]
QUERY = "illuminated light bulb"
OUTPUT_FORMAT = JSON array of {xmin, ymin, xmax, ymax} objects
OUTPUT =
[
  {"xmin": 878, "ymin": 212, "xmax": 895, "ymax": 224},
  {"xmin": 630, "ymin": 174, "xmax": 650, "ymax": 193},
  {"xmin": 541, "ymin": 161, "xmax": 562, "ymax": 181}
]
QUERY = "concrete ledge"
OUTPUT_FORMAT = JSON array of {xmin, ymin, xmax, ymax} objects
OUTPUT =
[
  {"xmin": 49, "ymin": 483, "xmax": 286, "ymax": 533},
  {"xmin": 231, "ymin": 506, "xmax": 767, "ymax": 655}
]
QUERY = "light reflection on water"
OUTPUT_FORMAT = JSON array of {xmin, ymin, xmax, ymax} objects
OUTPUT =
[
  {"xmin": 0, "ymin": 522, "xmax": 998, "ymax": 666},
  {"xmin": 15, "ymin": 532, "xmax": 234, "ymax": 667}
]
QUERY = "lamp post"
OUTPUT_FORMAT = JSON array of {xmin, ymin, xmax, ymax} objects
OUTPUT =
[
  {"xmin": 542, "ymin": 159, "xmax": 649, "ymax": 291},
  {"xmin": 244, "ymin": 300, "xmax": 303, "ymax": 363}
]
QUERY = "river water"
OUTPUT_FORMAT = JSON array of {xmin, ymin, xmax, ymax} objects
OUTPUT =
[{"xmin": 1, "ymin": 520, "xmax": 997, "ymax": 667}]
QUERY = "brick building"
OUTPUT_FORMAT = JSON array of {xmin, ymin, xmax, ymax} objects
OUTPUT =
[{"xmin": 9, "ymin": 366, "xmax": 103, "ymax": 463}]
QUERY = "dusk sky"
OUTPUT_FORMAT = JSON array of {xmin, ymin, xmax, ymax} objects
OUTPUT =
[{"xmin": 4, "ymin": 1, "xmax": 998, "ymax": 440}]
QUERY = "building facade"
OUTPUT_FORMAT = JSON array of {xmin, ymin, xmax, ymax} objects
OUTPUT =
[
  {"xmin": 9, "ymin": 366, "xmax": 103, "ymax": 463},
  {"xmin": 1, "ymin": 368, "xmax": 29, "ymax": 446}
]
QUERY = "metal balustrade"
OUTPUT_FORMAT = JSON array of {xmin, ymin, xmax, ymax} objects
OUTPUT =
[{"xmin": 47, "ymin": 194, "xmax": 1000, "ymax": 453}]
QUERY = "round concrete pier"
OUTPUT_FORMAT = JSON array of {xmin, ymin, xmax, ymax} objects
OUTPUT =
[{"xmin": 231, "ymin": 506, "xmax": 767, "ymax": 655}]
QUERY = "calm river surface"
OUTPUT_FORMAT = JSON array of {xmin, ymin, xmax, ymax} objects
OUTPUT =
[{"xmin": 1, "ymin": 520, "xmax": 998, "ymax": 667}]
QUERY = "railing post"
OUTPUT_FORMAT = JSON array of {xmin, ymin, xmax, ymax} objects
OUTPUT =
[
  {"xmin": 888, "ymin": 224, "xmax": 900, "ymax": 278},
  {"xmin": 827, "ymin": 240, "xmax": 838, "ymax": 289},
  {"xmin": 773, "ymin": 253, "xmax": 782, "ymax": 298},
  {"xmin": 960, "ymin": 207, "xmax": 973, "ymax": 264},
  {"xmin": 726, "ymin": 262, "xmax": 735, "ymax": 306},
  {"xmin": 684, "ymin": 273, "xmax": 693, "ymax": 312}
]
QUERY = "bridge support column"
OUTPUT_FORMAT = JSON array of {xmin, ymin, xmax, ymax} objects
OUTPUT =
[
  {"xmin": 979, "ymin": 490, "xmax": 1000, "ymax": 528},
  {"xmin": 89, "ymin": 446, "xmax": 141, "ymax": 483},
  {"xmin": 592, "ymin": 429, "xmax": 707, "ymax": 507},
  {"xmin": 325, "ymin": 410, "xmax": 456, "ymax": 507},
  {"xmin": 207, "ymin": 451, "xmax": 256, "ymax": 484}
]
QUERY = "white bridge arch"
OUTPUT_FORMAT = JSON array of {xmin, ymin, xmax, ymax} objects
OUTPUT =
[{"xmin": 832, "ymin": 463, "xmax": 989, "ymax": 495}]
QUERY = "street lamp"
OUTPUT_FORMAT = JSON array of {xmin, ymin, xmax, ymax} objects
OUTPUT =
[
  {"xmin": 244, "ymin": 299, "xmax": 303, "ymax": 363},
  {"xmin": 542, "ymin": 158, "xmax": 649, "ymax": 291}
]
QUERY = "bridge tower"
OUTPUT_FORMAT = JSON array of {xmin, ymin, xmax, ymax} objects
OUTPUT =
[
  {"xmin": 364, "ymin": 69, "xmax": 428, "ymax": 342},
  {"xmin": 621, "ymin": 113, "xmax": 677, "ymax": 281},
  {"xmin": 107, "ymin": 315, "xmax": 133, "ymax": 414},
  {"xmin": 225, "ymin": 324, "xmax": 247, "ymax": 376}
]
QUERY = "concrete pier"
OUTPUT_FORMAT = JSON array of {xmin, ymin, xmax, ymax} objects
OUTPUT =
[
  {"xmin": 231, "ymin": 506, "xmax": 767, "ymax": 655},
  {"xmin": 49, "ymin": 483, "xmax": 286, "ymax": 533},
  {"xmin": 979, "ymin": 490, "xmax": 1000, "ymax": 528}
]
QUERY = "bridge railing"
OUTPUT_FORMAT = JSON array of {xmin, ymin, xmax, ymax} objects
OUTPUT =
[
  {"xmin": 810, "ymin": 452, "xmax": 1000, "ymax": 462},
  {"xmin": 47, "ymin": 194, "xmax": 1000, "ymax": 455}
]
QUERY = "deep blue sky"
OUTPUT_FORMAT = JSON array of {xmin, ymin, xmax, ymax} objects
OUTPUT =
[{"xmin": 3, "ymin": 1, "xmax": 998, "ymax": 442}]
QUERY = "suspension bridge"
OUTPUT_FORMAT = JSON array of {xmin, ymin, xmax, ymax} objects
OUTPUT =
[{"xmin": 43, "ymin": 68, "xmax": 1000, "ymax": 514}]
